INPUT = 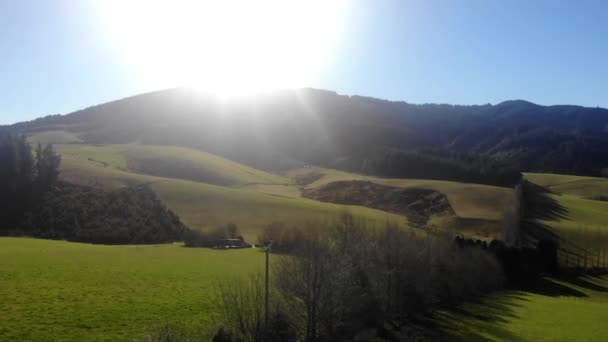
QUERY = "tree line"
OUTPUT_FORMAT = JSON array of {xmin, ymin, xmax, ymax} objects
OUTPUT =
[
  {"xmin": 204, "ymin": 214, "xmax": 502, "ymax": 341},
  {"xmin": 0, "ymin": 134, "xmax": 61, "ymax": 231},
  {"xmin": 356, "ymin": 148, "xmax": 522, "ymax": 187},
  {"xmin": 0, "ymin": 134, "xmax": 189, "ymax": 244}
]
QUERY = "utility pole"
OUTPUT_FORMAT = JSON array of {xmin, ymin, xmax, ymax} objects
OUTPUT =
[{"xmin": 264, "ymin": 240, "xmax": 273, "ymax": 331}]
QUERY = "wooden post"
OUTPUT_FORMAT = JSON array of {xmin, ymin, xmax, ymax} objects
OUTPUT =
[
  {"xmin": 265, "ymin": 246, "xmax": 269, "ymax": 329},
  {"xmin": 264, "ymin": 240, "xmax": 273, "ymax": 332},
  {"xmin": 584, "ymin": 250, "xmax": 588, "ymax": 270}
]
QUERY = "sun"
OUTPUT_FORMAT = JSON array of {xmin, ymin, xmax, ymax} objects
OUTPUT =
[{"xmin": 93, "ymin": 0, "xmax": 348, "ymax": 97}]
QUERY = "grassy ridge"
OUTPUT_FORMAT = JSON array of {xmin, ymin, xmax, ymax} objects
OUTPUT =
[{"xmin": 0, "ymin": 238, "xmax": 264, "ymax": 342}]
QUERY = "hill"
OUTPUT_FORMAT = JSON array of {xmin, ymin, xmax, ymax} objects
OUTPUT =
[
  {"xmin": 7, "ymin": 88, "xmax": 608, "ymax": 177},
  {"xmin": 53, "ymin": 142, "xmax": 513, "ymax": 240},
  {"xmin": 291, "ymin": 167, "xmax": 512, "ymax": 238},
  {"xmin": 54, "ymin": 147, "xmax": 408, "ymax": 242},
  {"xmin": 53, "ymin": 144, "xmax": 289, "ymax": 187}
]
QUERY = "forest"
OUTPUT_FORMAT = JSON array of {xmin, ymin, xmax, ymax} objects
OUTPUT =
[{"xmin": 0, "ymin": 134, "xmax": 188, "ymax": 244}]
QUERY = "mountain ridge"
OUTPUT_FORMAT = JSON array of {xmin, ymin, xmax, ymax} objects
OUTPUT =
[{"xmin": 6, "ymin": 88, "xmax": 608, "ymax": 177}]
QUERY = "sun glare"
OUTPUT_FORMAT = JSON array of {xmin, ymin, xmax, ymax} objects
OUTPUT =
[{"xmin": 93, "ymin": 0, "xmax": 347, "ymax": 97}]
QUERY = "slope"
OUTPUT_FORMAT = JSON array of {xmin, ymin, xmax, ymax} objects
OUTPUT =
[
  {"xmin": 289, "ymin": 167, "xmax": 512, "ymax": 238},
  {"xmin": 10, "ymin": 87, "xmax": 608, "ymax": 176},
  {"xmin": 55, "ymin": 144, "xmax": 289, "ymax": 187},
  {"xmin": 58, "ymin": 153, "xmax": 407, "ymax": 242}
]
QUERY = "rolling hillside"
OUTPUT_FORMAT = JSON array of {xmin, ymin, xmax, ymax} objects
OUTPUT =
[
  {"xmin": 53, "ymin": 145, "xmax": 408, "ymax": 241},
  {"xmin": 31, "ymin": 140, "xmax": 608, "ymax": 247},
  {"xmin": 54, "ymin": 144, "xmax": 289, "ymax": 187}
]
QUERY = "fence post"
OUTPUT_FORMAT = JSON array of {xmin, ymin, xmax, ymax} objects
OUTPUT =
[{"xmin": 584, "ymin": 250, "xmax": 587, "ymax": 270}]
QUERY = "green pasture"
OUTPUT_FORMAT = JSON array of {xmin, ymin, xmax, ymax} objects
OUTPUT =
[{"xmin": 0, "ymin": 238, "xmax": 264, "ymax": 342}]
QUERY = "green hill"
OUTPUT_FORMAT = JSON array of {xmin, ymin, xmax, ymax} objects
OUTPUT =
[
  {"xmin": 55, "ymin": 144, "xmax": 289, "ymax": 187},
  {"xmin": 11, "ymin": 88, "xmax": 608, "ymax": 177},
  {"xmin": 290, "ymin": 167, "xmax": 512, "ymax": 238},
  {"xmin": 56, "ymin": 148, "xmax": 407, "ymax": 242}
]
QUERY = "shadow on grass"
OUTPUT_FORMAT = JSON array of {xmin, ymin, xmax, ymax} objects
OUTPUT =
[
  {"xmin": 518, "ymin": 277, "xmax": 587, "ymax": 297},
  {"xmin": 427, "ymin": 293, "xmax": 526, "ymax": 342},
  {"xmin": 555, "ymin": 275, "xmax": 608, "ymax": 293},
  {"xmin": 427, "ymin": 275, "xmax": 607, "ymax": 341}
]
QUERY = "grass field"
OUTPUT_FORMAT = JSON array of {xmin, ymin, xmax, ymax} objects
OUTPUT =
[
  {"xmin": 58, "ymin": 152, "xmax": 408, "ymax": 242},
  {"xmin": 437, "ymin": 275, "xmax": 608, "ymax": 341},
  {"xmin": 3, "ymin": 238, "xmax": 607, "ymax": 342},
  {"xmin": 524, "ymin": 173, "xmax": 608, "ymax": 253},
  {"xmin": 525, "ymin": 172, "xmax": 608, "ymax": 199},
  {"xmin": 0, "ymin": 238, "xmax": 265, "ymax": 342}
]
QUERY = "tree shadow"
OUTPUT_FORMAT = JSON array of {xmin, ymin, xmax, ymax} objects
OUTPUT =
[
  {"xmin": 553, "ymin": 275, "xmax": 608, "ymax": 293},
  {"xmin": 520, "ymin": 180, "xmax": 569, "ymax": 246},
  {"xmin": 518, "ymin": 277, "xmax": 587, "ymax": 297},
  {"xmin": 384, "ymin": 295, "xmax": 525, "ymax": 341},
  {"xmin": 426, "ymin": 294, "xmax": 526, "ymax": 342},
  {"xmin": 427, "ymin": 274, "xmax": 606, "ymax": 341}
]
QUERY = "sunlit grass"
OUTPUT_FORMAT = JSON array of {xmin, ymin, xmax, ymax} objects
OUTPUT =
[
  {"xmin": 0, "ymin": 238, "xmax": 265, "ymax": 342},
  {"xmin": 437, "ymin": 276, "xmax": 608, "ymax": 341},
  {"xmin": 58, "ymin": 153, "xmax": 408, "ymax": 242},
  {"xmin": 525, "ymin": 172, "xmax": 608, "ymax": 199},
  {"xmin": 56, "ymin": 144, "xmax": 289, "ymax": 186}
]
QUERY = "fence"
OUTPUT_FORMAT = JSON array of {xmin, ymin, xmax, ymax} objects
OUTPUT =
[{"xmin": 558, "ymin": 241, "xmax": 608, "ymax": 271}]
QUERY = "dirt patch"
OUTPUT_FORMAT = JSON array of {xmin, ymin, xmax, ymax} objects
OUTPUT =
[{"xmin": 302, "ymin": 180, "xmax": 454, "ymax": 226}]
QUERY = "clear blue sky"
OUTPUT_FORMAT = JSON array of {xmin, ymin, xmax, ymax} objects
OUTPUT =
[{"xmin": 1, "ymin": 0, "xmax": 607, "ymax": 124}]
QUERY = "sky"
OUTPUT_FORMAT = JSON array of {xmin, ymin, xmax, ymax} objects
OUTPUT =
[{"xmin": 1, "ymin": 0, "xmax": 607, "ymax": 124}]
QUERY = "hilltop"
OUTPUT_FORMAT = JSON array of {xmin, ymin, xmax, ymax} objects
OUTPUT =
[{"xmin": 6, "ymin": 88, "xmax": 608, "ymax": 177}]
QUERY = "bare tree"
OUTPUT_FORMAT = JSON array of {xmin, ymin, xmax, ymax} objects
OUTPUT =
[{"xmin": 217, "ymin": 274, "xmax": 266, "ymax": 342}]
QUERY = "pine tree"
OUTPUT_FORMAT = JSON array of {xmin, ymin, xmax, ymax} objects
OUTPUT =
[{"xmin": 35, "ymin": 142, "xmax": 61, "ymax": 192}]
